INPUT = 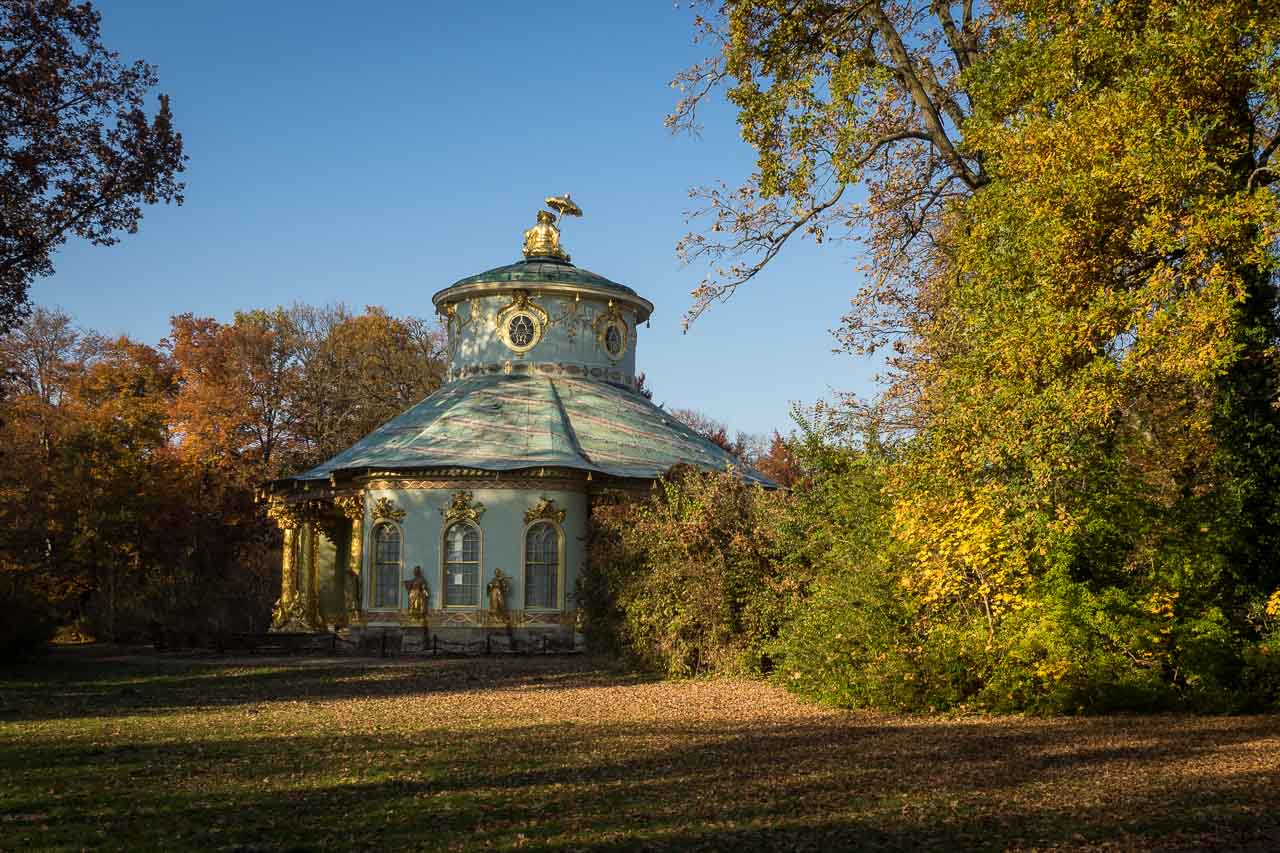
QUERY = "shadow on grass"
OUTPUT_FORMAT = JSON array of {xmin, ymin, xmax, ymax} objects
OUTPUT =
[
  {"xmin": 0, "ymin": 646, "xmax": 651, "ymax": 722},
  {"xmin": 2, "ymin": 650, "xmax": 1280, "ymax": 851},
  {"xmin": 4, "ymin": 717, "xmax": 1280, "ymax": 851}
]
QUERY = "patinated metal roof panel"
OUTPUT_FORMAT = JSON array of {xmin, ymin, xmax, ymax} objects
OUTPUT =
[
  {"xmin": 443, "ymin": 258, "xmax": 639, "ymax": 297},
  {"xmin": 289, "ymin": 376, "xmax": 774, "ymax": 487}
]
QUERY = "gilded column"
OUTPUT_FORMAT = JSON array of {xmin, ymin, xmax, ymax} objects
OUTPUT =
[
  {"xmin": 335, "ymin": 493, "xmax": 365, "ymax": 626},
  {"xmin": 305, "ymin": 523, "xmax": 321, "ymax": 628},
  {"xmin": 267, "ymin": 498, "xmax": 308, "ymax": 631},
  {"xmin": 281, "ymin": 526, "xmax": 298, "ymax": 602}
]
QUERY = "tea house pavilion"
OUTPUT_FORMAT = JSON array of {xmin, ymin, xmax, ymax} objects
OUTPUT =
[{"xmin": 259, "ymin": 197, "xmax": 773, "ymax": 646}]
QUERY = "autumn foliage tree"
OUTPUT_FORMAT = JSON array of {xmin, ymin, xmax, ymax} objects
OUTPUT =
[
  {"xmin": 671, "ymin": 0, "xmax": 1280, "ymax": 710},
  {"xmin": 0, "ymin": 302, "xmax": 446, "ymax": 645}
]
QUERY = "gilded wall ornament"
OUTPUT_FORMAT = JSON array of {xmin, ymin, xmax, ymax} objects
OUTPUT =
[
  {"xmin": 442, "ymin": 490, "xmax": 485, "ymax": 524},
  {"xmin": 495, "ymin": 291, "xmax": 549, "ymax": 356},
  {"xmin": 442, "ymin": 302, "xmax": 473, "ymax": 362},
  {"xmin": 550, "ymin": 294, "xmax": 593, "ymax": 342},
  {"xmin": 524, "ymin": 496, "xmax": 567, "ymax": 525},
  {"xmin": 593, "ymin": 300, "xmax": 630, "ymax": 363},
  {"xmin": 371, "ymin": 497, "xmax": 406, "ymax": 523},
  {"xmin": 333, "ymin": 493, "xmax": 365, "ymax": 522}
]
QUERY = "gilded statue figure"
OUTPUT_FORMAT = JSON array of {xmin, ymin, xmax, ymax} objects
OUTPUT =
[
  {"xmin": 522, "ymin": 210, "xmax": 569, "ymax": 261},
  {"xmin": 487, "ymin": 568, "xmax": 511, "ymax": 617},
  {"xmin": 405, "ymin": 566, "xmax": 429, "ymax": 619}
]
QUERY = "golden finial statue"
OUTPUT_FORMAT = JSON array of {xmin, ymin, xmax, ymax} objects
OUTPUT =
[{"xmin": 522, "ymin": 193, "xmax": 583, "ymax": 261}]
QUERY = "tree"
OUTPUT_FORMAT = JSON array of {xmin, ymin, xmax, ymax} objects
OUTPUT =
[
  {"xmin": 168, "ymin": 311, "xmax": 300, "ymax": 483},
  {"xmin": 669, "ymin": 407, "xmax": 757, "ymax": 461},
  {"xmin": 1, "ymin": 0, "xmax": 186, "ymax": 332},
  {"xmin": 878, "ymin": 0, "xmax": 1280, "ymax": 709},
  {"xmin": 0, "ymin": 306, "xmax": 97, "ymax": 595},
  {"xmin": 682, "ymin": 1, "xmax": 1280, "ymax": 710},
  {"xmin": 671, "ymin": 0, "xmax": 990, "ymax": 332},
  {"xmin": 286, "ymin": 304, "xmax": 445, "ymax": 471},
  {"xmin": 754, "ymin": 430, "xmax": 803, "ymax": 488}
]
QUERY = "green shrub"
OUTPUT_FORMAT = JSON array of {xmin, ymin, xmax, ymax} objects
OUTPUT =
[{"xmin": 579, "ymin": 465, "xmax": 796, "ymax": 676}]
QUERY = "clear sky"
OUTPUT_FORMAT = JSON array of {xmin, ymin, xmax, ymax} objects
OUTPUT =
[{"xmin": 42, "ymin": 0, "xmax": 880, "ymax": 437}]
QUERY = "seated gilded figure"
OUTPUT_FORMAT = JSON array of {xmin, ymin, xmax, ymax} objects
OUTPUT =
[{"xmin": 522, "ymin": 210, "xmax": 569, "ymax": 261}]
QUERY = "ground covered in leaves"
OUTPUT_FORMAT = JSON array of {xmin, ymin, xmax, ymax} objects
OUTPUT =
[{"xmin": 1, "ymin": 648, "xmax": 1278, "ymax": 852}]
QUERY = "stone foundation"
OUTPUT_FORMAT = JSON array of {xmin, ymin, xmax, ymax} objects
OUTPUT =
[{"xmin": 345, "ymin": 622, "xmax": 577, "ymax": 654}]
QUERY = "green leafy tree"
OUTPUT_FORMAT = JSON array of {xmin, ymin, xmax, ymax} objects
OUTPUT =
[{"xmin": 680, "ymin": 1, "xmax": 1280, "ymax": 710}]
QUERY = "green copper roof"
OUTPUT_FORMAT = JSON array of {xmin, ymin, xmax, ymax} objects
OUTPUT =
[
  {"xmin": 288, "ymin": 375, "xmax": 774, "ymax": 487},
  {"xmin": 443, "ymin": 257, "xmax": 640, "ymax": 297}
]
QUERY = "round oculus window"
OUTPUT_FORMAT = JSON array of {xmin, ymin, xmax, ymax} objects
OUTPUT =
[
  {"xmin": 604, "ymin": 323, "xmax": 623, "ymax": 357},
  {"xmin": 508, "ymin": 314, "xmax": 536, "ymax": 348}
]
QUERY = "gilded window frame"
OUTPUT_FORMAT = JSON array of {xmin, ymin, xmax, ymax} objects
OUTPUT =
[
  {"xmin": 592, "ymin": 301, "xmax": 631, "ymax": 363},
  {"xmin": 495, "ymin": 291, "xmax": 549, "ymax": 356},
  {"xmin": 368, "ymin": 520, "xmax": 404, "ymax": 611},
  {"xmin": 521, "ymin": 519, "xmax": 565, "ymax": 612}
]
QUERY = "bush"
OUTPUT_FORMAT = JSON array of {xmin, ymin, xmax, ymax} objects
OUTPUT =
[
  {"xmin": 0, "ymin": 575, "xmax": 56, "ymax": 663},
  {"xmin": 579, "ymin": 465, "xmax": 795, "ymax": 676}
]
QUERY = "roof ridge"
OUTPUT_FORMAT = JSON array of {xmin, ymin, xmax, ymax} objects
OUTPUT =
[{"xmin": 546, "ymin": 378, "xmax": 595, "ymax": 470}]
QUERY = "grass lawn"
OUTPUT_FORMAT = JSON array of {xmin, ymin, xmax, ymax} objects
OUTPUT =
[{"xmin": 1, "ymin": 648, "xmax": 1278, "ymax": 852}]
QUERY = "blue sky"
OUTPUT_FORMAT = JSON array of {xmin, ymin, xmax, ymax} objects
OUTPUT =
[{"xmin": 43, "ymin": 0, "xmax": 880, "ymax": 436}]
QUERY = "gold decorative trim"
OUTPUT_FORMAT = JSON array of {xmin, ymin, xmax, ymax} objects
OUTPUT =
[
  {"xmin": 448, "ymin": 360, "xmax": 633, "ymax": 385},
  {"xmin": 551, "ymin": 293, "xmax": 593, "ymax": 342},
  {"xmin": 495, "ymin": 291, "xmax": 549, "ymax": 356},
  {"xmin": 365, "ymin": 478, "xmax": 582, "ymax": 492},
  {"xmin": 333, "ymin": 493, "xmax": 364, "ymax": 522},
  {"xmin": 524, "ymin": 496, "xmax": 567, "ymax": 525},
  {"xmin": 442, "ymin": 490, "xmax": 485, "ymax": 523},
  {"xmin": 371, "ymin": 497, "xmax": 406, "ymax": 523},
  {"xmin": 514, "ymin": 609, "xmax": 578, "ymax": 627},
  {"xmin": 351, "ymin": 609, "xmax": 578, "ymax": 630}
]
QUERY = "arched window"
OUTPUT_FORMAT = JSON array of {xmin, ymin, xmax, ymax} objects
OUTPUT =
[
  {"xmin": 524, "ymin": 521, "xmax": 561, "ymax": 610},
  {"xmin": 372, "ymin": 523, "xmax": 402, "ymax": 609},
  {"xmin": 443, "ymin": 522, "xmax": 480, "ymax": 606}
]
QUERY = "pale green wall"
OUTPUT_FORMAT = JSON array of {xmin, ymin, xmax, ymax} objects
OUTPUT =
[
  {"xmin": 450, "ymin": 293, "xmax": 637, "ymax": 380},
  {"xmin": 361, "ymin": 487, "xmax": 586, "ymax": 617}
]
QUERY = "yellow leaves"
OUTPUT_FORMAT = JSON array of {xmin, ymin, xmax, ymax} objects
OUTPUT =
[
  {"xmin": 1033, "ymin": 657, "xmax": 1072, "ymax": 683},
  {"xmin": 1147, "ymin": 591, "xmax": 1178, "ymax": 629},
  {"xmin": 1266, "ymin": 590, "xmax": 1280, "ymax": 619},
  {"xmin": 893, "ymin": 482, "xmax": 1030, "ymax": 615}
]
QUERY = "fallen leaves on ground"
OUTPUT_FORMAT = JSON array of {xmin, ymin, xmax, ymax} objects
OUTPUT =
[{"xmin": 0, "ymin": 649, "xmax": 1277, "ymax": 851}]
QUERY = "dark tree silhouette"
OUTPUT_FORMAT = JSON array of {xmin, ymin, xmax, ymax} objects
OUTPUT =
[{"xmin": 0, "ymin": 0, "xmax": 186, "ymax": 332}]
